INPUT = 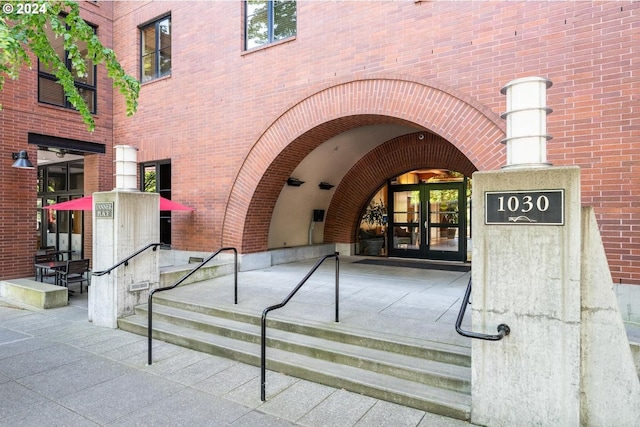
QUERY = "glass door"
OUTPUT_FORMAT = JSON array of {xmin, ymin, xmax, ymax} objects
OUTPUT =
[
  {"xmin": 389, "ymin": 187, "xmax": 422, "ymax": 257},
  {"xmin": 388, "ymin": 182, "xmax": 466, "ymax": 261},
  {"xmin": 426, "ymin": 184, "xmax": 465, "ymax": 261}
]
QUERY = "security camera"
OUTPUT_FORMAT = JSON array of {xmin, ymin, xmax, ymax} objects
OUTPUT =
[{"xmin": 418, "ymin": 134, "xmax": 425, "ymax": 140}]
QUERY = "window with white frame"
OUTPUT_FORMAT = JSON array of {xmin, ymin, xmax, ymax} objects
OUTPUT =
[
  {"xmin": 245, "ymin": 1, "xmax": 296, "ymax": 50},
  {"xmin": 140, "ymin": 15, "xmax": 171, "ymax": 82}
]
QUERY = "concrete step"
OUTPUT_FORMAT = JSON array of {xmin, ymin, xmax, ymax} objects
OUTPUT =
[
  {"xmin": 119, "ymin": 313, "xmax": 470, "ymax": 420},
  {"xmin": 149, "ymin": 294, "xmax": 471, "ymax": 368},
  {"xmin": 132, "ymin": 303, "xmax": 470, "ymax": 394},
  {"xmin": 119, "ymin": 296, "xmax": 472, "ymax": 420}
]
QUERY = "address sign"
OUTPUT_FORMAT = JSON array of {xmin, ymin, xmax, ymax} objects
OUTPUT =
[{"xmin": 485, "ymin": 190, "xmax": 564, "ymax": 225}]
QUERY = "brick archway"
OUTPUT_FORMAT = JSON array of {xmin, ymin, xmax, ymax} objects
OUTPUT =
[
  {"xmin": 222, "ymin": 76, "xmax": 505, "ymax": 253},
  {"xmin": 325, "ymin": 132, "xmax": 477, "ymax": 243}
]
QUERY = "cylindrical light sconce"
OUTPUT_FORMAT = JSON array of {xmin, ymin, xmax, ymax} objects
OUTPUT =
[
  {"xmin": 114, "ymin": 145, "xmax": 138, "ymax": 191},
  {"xmin": 500, "ymin": 76, "xmax": 553, "ymax": 168}
]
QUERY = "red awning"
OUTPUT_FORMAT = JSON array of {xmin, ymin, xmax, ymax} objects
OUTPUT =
[{"xmin": 43, "ymin": 195, "xmax": 194, "ymax": 211}]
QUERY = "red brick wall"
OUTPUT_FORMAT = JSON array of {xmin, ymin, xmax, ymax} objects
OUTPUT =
[
  {"xmin": 0, "ymin": 1, "xmax": 114, "ymax": 279},
  {"xmin": 108, "ymin": 0, "xmax": 639, "ymax": 283}
]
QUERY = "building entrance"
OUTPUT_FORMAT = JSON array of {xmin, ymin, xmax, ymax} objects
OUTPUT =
[{"xmin": 388, "ymin": 181, "xmax": 467, "ymax": 262}]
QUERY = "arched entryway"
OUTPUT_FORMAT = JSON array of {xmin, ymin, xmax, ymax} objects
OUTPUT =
[
  {"xmin": 222, "ymin": 76, "xmax": 505, "ymax": 255},
  {"xmin": 327, "ymin": 132, "xmax": 477, "ymax": 261}
]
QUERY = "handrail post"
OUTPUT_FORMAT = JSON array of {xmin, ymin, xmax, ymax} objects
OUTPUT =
[
  {"xmin": 455, "ymin": 278, "xmax": 510, "ymax": 341},
  {"xmin": 335, "ymin": 252, "xmax": 339, "ymax": 323},
  {"xmin": 260, "ymin": 253, "xmax": 339, "ymax": 401},
  {"xmin": 147, "ymin": 246, "xmax": 238, "ymax": 366},
  {"xmin": 234, "ymin": 248, "xmax": 238, "ymax": 304},
  {"xmin": 260, "ymin": 309, "xmax": 270, "ymax": 401},
  {"xmin": 147, "ymin": 291, "xmax": 154, "ymax": 365}
]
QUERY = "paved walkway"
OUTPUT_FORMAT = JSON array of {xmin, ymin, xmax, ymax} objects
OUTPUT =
[
  {"xmin": 0, "ymin": 256, "xmax": 637, "ymax": 426},
  {"xmin": 0, "ymin": 258, "xmax": 475, "ymax": 427}
]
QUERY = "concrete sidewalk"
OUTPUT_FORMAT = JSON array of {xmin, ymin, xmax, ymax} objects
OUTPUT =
[
  {"xmin": 0, "ymin": 271, "xmax": 472, "ymax": 426},
  {"xmin": 1, "ymin": 256, "xmax": 637, "ymax": 426}
]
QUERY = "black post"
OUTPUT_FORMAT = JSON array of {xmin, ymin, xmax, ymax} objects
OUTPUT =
[
  {"xmin": 234, "ymin": 249, "xmax": 238, "ymax": 304},
  {"xmin": 335, "ymin": 252, "xmax": 340, "ymax": 323},
  {"xmin": 260, "ymin": 311, "xmax": 267, "ymax": 401},
  {"xmin": 147, "ymin": 292, "xmax": 153, "ymax": 365}
]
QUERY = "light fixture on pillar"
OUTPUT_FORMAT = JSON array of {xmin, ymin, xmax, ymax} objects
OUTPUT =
[
  {"xmin": 114, "ymin": 145, "xmax": 138, "ymax": 191},
  {"xmin": 319, "ymin": 182, "xmax": 334, "ymax": 190},
  {"xmin": 286, "ymin": 177, "xmax": 305, "ymax": 187},
  {"xmin": 11, "ymin": 150, "xmax": 35, "ymax": 169},
  {"xmin": 500, "ymin": 76, "xmax": 553, "ymax": 168}
]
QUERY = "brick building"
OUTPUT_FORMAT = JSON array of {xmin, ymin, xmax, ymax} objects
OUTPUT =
[{"xmin": 1, "ymin": 1, "xmax": 639, "ymax": 286}]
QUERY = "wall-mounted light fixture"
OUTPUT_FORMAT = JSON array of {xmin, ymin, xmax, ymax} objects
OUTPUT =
[
  {"xmin": 319, "ymin": 182, "xmax": 334, "ymax": 190},
  {"xmin": 11, "ymin": 150, "xmax": 35, "ymax": 169},
  {"xmin": 287, "ymin": 177, "xmax": 305, "ymax": 187}
]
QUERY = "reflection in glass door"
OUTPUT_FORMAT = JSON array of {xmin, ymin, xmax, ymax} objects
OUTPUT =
[
  {"xmin": 389, "ymin": 183, "xmax": 466, "ymax": 261},
  {"xmin": 390, "ymin": 188, "xmax": 421, "ymax": 256},
  {"xmin": 426, "ymin": 184, "xmax": 465, "ymax": 261}
]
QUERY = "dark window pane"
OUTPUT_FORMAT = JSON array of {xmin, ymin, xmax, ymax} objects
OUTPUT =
[
  {"xmin": 160, "ymin": 216, "xmax": 171, "ymax": 245},
  {"xmin": 141, "ymin": 16, "xmax": 171, "ymax": 81},
  {"xmin": 141, "ymin": 53, "xmax": 155, "ymax": 82},
  {"xmin": 69, "ymin": 163, "xmax": 84, "ymax": 191},
  {"xmin": 39, "ymin": 77, "xmax": 65, "ymax": 107},
  {"xmin": 77, "ymin": 87, "xmax": 96, "ymax": 113},
  {"xmin": 159, "ymin": 163, "xmax": 171, "ymax": 191},
  {"xmin": 72, "ymin": 39, "xmax": 95, "ymax": 85},
  {"xmin": 159, "ymin": 47, "xmax": 171, "ymax": 76},
  {"xmin": 142, "ymin": 26, "xmax": 156, "ymax": 56},
  {"xmin": 48, "ymin": 164, "xmax": 67, "ymax": 192},
  {"xmin": 40, "ymin": 24, "xmax": 65, "ymax": 74},
  {"xmin": 38, "ymin": 17, "xmax": 96, "ymax": 112}
]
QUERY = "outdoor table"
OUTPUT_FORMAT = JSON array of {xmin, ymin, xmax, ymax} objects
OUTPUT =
[{"xmin": 34, "ymin": 260, "xmax": 67, "ymax": 284}]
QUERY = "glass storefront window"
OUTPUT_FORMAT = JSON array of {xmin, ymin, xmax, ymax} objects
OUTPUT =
[
  {"xmin": 37, "ymin": 158, "xmax": 84, "ymax": 255},
  {"xmin": 47, "ymin": 164, "xmax": 67, "ymax": 191}
]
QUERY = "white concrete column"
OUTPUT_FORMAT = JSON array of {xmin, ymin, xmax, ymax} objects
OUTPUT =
[
  {"xmin": 471, "ymin": 166, "xmax": 582, "ymax": 426},
  {"xmin": 471, "ymin": 167, "xmax": 640, "ymax": 426},
  {"xmin": 88, "ymin": 191, "xmax": 160, "ymax": 328}
]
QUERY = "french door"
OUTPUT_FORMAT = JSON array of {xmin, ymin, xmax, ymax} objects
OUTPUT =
[{"xmin": 388, "ymin": 182, "xmax": 467, "ymax": 261}]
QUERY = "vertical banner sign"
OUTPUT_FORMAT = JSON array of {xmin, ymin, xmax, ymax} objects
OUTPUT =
[{"xmin": 485, "ymin": 190, "xmax": 564, "ymax": 225}]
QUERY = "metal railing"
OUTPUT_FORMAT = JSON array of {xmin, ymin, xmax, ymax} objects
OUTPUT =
[
  {"xmin": 260, "ymin": 252, "xmax": 339, "ymax": 401},
  {"xmin": 92, "ymin": 242, "xmax": 164, "ymax": 277},
  {"xmin": 455, "ymin": 277, "xmax": 510, "ymax": 341},
  {"xmin": 147, "ymin": 247, "xmax": 238, "ymax": 365}
]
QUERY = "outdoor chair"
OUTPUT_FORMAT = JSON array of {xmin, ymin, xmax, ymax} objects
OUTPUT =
[
  {"xmin": 34, "ymin": 253, "xmax": 58, "ymax": 282},
  {"xmin": 56, "ymin": 259, "xmax": 90, "ymax": 294}
]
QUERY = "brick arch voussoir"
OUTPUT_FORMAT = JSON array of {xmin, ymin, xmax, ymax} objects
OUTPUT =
[
  {"xmin": 223, "ymin": 76, "xmax": 503, "ymax": 253},
  {"xmin": 324, "ymin": 132, "xmax": 476, "ymax": 243}
]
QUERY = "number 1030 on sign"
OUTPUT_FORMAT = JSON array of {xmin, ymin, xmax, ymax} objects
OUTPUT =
[{"xmin": 485, "ymin": 190, "xmax": 564, "ymax": 225}]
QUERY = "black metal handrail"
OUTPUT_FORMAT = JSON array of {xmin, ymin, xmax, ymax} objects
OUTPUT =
[
  {"xmin": 92, "ymin": 242, "xmax": 164, "ymax": 277},
  {"xmin": 260, "ymin": 252, "xmax": 339, "ymax": 401},
  {"xmin": 455, "ymin": 277, "xmax": 510, "ymax": 341},
  {"xmin": 147, "ymin": 247, "xmax": 238, "ymax": 365}
]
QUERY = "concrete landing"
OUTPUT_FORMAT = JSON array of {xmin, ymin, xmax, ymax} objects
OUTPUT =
[{"xmin": 0, "ymin": 279, "xmax": 67, "ymax": 309}]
